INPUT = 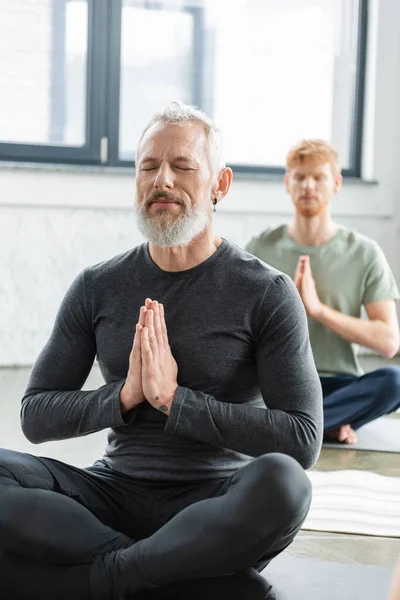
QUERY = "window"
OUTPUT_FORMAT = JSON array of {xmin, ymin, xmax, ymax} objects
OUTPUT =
[
  {"xmin": 0, "ymin": 0, "xmax": 367, "ymax": 176},
  {"xmin": 0, "ymin": 0, "xmax": 103, "ymax": 162},
  {"xmin": 209, "ymin": 0, "xmax": 366, "ymax": 173},
  {"xmin": 119, "ymin": 3, "xmax": 199, "ymax": 160}
]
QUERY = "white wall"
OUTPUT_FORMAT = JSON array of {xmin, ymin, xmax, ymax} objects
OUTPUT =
[{"xmin": 1, "ymin": 0, "xmax": 399, "ymax": 366}]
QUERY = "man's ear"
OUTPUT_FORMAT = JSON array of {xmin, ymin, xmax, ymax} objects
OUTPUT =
[
  {"xmin": 212, "ymin": 167, "xmax": 233, "ymax": 201},
  {"xmin": 334, "ymin": 173, "xmax": 343, "ymax": 194}
]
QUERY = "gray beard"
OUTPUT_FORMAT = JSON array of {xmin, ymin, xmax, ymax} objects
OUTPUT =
[{"xmin": 135, "ymin": 201, "xmax": 210, "ymax": 248}]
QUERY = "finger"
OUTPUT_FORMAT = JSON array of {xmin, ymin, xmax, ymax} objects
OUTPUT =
[
  {"xmin": 129, "ymin": 324, "xmax": 142, "ymax": 371},
  {"xmin": 300, "ymin": 273, "xmax": 308, "ymax": 293},
  {"xmin": 152, "ymin": 301, "xmax": 164, "ymax": 348},
  {"xmin": 145, "ymin": 309, "xmax": 159, "ymax": 357},
  {"xmin": 301, "ymin": 255, "xmax": 310, "ymax": 267},
  {"xmin": 294, "ymin": 266, "xmax": 304, "ymax": 288},
  {"xmin": 145, "ymin": 298, "xmax": 153, "ymax": 310},
  {"xmin": 294, "ymin": 268, "xmax": 302, "ymax": 285},
  {"xmin": 139, "ymin": 306, "xmax": 148, "ymax": 327},
  {"xmin": 299, "ymin": 257, "xmax": 308, "ymax": 277},
  {"xmin": 141, "ymin": 327, "xmax": 152, "ymax": 367},
  {"xmin": 295, "ymin": 256, "xmax": 305, "ymax": 274},
  {"xmin": 132, "ymin": 324, "xmax": 142, "ymax": 355},
  {"xmin": 159, "ymin": 303, "xmax": 169, "ymax": 346}
]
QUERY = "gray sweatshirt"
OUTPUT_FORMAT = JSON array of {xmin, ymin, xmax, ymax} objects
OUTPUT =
[{"xmin": 21, "ymin": 240, "xmax": 323, "ymax": 482}]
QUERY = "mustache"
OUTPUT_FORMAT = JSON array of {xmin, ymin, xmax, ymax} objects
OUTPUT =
[{"xmin": 145, "ymin": 191, "xmax": 185, "ymax": 206}]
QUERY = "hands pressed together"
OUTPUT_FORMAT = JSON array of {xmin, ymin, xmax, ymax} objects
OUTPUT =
[
  {"xmin": 120, "ymin": 258, "xmax": 322, "ymax": 415},
  {"xmin": 120, "ymin": 299, "xmax": 178, "ymax": 415},
  {"xmin": 294, "ymin": 255, "xmax": 324, "ymax": 320}
]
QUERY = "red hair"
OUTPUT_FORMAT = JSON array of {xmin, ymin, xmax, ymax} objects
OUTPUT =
[{"xmin": 286, "ymin": 139, "xmax": 341, "ymax": 177}]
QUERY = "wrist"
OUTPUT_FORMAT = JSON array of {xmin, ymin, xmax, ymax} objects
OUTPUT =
[
  {"xmin": 119, "ymin": 384, "xmax": 130, "ymax": 414},
  {"xmin": 312, "ymin": 302, "xmax": 326, "ymax": 322},
  {"xmin": 155, "ymin": 386, "xmax": 178, "ymax": 416},
  {"xmin": 120, "ymin": 381, "xmax": 142, "ymax": 414}
]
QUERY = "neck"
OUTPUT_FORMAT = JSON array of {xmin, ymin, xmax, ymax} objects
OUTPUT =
[
  {"xmin": 148, "ymin": 225, "xmax": 222, "ymax": 272},
  {"xmin": 288, "ymin": 210, "xmax": 338, "ymax": 247}
]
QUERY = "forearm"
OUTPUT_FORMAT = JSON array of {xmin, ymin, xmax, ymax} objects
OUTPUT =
[
  {"xmin": 315, "ymin": 304, "xmax": 398, "ymax": 358},
  {"xmin": 165, "ymin": 387, "xmax": 322, "ymax": 469},
  {"xmin": 164, "ymin": 274, "xmax": 323, "ymax": 469},
  {"xmin": 21, "ymin": 381, "xmax": 132, "ymax": 443}
]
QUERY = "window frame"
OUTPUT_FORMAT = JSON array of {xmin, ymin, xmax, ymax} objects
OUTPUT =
[
  {"xmin": 107, "ymin": 0, "xmax": 205, "ymax": 167},
  {"xmin": 0, "ymin": 0, "xmax": 368, "ymax": 177},
  {"xmin": 0, "ymin": 0, "xmax": 108, "ymax": 165}
]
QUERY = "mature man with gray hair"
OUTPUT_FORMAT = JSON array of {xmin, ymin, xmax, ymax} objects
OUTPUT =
[{"xmin": 0, "ymin": 102, "xmax": 322, "ymax": 600}]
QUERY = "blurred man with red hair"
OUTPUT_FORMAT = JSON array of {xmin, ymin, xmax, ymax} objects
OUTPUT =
[{"xmin": 246, "ymin": 139, "xmax": 400, "ymax": 445}]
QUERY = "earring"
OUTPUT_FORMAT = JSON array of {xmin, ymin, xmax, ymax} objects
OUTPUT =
[{"xmin": 212, "ymin": 198, "xmax": 217, "ymax": 213}]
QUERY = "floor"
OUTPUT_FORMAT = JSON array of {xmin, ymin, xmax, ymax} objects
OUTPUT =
[{"xmin": 1, "ymin": 356, "xmax": 399, "ymax": 575}]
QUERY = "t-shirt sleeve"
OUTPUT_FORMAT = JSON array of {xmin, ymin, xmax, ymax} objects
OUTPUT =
[{"xmin": 363, "ymin": 243, "xmax": 400, "ymax": 306}]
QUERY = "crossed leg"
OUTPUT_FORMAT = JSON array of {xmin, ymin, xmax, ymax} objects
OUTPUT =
[{"xmin": 0, "ymin": 449, "xmax": 309, "ymax": 599}]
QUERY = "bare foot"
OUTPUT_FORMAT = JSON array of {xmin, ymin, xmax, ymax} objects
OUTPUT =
[{"xmin": 324, "ymin": 424, "xmax": 358, "ymax": 445}]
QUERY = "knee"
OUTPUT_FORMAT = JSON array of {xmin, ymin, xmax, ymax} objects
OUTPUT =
[
  {"xmin": 376, "ymin": 367, "xmax": 400, "ymax": 405},
  {"xmin": 383, "ymin": 366, "xmax": 400, "ymax": 393},
  {"xmin": 241, "ymin": 453, "xmax": 312, "ymax": 526},
  {"xmin": 260, "ymin": 453, "xmax": 311, "ymax": 515}
]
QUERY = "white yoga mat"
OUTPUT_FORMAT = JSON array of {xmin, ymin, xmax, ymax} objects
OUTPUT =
[{"xmin": 303, "ymin": 469, "xmax": 400, "ymax": 537}]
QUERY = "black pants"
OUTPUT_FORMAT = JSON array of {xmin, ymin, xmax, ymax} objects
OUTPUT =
[{"xmin": 0, "ymin": 449, "xmax": 311, "ymax": 600}]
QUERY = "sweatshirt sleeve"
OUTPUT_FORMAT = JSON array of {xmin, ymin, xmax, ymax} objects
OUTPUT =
[
  {"xmin": 165, "ymin": 274, "xmax": 323, "ymax": 469},
  {"xmin": 20, "ymin": 270, "xmax": 136, "ymax": 444}
]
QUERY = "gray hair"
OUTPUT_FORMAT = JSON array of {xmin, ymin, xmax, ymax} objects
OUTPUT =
[{"xmin": 136, "ymin": 101, "xmax": 226, "ymax": 175}]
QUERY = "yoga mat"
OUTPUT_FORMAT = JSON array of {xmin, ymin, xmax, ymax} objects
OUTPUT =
[
  {"xmin": 262, "ymin": 554, "xmax": 393, "ymax": 600},
  {"xmin": 323, "ymin": 416, "xmax": 400, "ymax": 453},
  {"xmin": 303, "ymin": 469, "xmax": 400, "ymax": 537}
]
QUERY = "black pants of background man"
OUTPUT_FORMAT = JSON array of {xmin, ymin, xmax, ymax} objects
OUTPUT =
[{"xmin": 0, "ymin": 449, "xmax": 311, "ymax": 600}]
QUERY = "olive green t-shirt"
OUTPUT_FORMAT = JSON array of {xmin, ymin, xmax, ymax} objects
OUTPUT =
[{"xmin": 245, "ymin": 225, "xmax": 399, "ymax": 377}]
